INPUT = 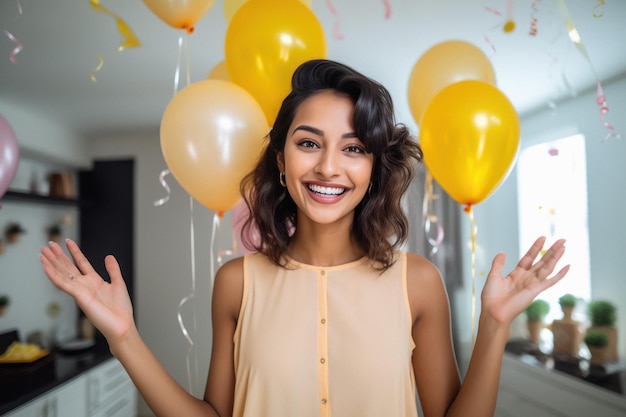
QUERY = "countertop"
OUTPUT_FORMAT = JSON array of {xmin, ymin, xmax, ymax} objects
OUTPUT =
[{"xmin": 0, "ymin": 339, "xmax": 113, "ymax": 415}]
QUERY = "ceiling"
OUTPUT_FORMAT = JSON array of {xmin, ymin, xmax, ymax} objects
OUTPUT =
[{"xmin": 1, "ymin": 0, "xmax": 625, "ymax": 139}]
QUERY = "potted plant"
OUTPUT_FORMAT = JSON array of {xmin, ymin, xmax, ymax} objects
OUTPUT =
[
  {"xmin": 587, "ymin": 300, "xmax": 618, "ymax": 362},
  {"xmin": 525, "ymin": 299, "xmax": 550, "ymax": 344},
  {"xmin": 584, "ymin": 329, "xmax": 609, "ymax": 366},
  {"xmin": 5, "ymin": 222, "xmax": 26, "ymax": 244},
  {"xmin": 558, "ymin": 294, "xmax": 577, "ymax": 320},
  {"xmin": 552, "ymin": 294, "xmax": 582, "ymax": 357},
  {"xmin": 0, "ymin": 295, "xmax": 10, "ymax": 316},
  {"xmin": 47, "ymin": 224, "xmax": 62, "ymax": 242}
]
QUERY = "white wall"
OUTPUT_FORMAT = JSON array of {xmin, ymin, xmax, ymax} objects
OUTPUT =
[{"xmin": 455, "ymin": 75, "xmax": 626, "ymax": 365}]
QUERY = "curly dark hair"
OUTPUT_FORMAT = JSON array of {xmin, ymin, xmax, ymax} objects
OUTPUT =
[{"xmin": 240, "ymin": 59, "xmax": 422, "ymax": 270}]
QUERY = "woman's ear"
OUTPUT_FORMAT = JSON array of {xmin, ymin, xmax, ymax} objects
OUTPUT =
[{"xmin": 276, "ymin": 152, "xmax": 285, "ymax": 172}]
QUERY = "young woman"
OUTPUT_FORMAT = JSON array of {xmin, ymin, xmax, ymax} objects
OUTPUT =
[{"xmin": 40, "ymin": 59, "xmax": 569, "ymax": 417}]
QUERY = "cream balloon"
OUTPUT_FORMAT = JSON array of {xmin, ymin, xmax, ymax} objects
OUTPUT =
[
  {"xmin": 143, "ymin": 0, "xmax": 216, "ymax": 33},
  {"xmin": 160, "ymin": 80, "xmax": 269, "ymax": 215}
]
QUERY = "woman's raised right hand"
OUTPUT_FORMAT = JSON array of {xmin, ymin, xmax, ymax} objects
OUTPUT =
[{"xmin": 40, "ymin": 239, "xmax": 134, "ymax": 342}]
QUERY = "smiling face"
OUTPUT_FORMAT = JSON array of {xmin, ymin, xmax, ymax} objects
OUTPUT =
[{"xmin": 277, "ymin": 90, "xmax": 374, "ymax": 229}]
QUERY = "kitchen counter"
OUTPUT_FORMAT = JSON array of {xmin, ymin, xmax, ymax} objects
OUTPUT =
[{"xmin": 0, "ymin": 340, "xmax": 113, "ymax": 415}]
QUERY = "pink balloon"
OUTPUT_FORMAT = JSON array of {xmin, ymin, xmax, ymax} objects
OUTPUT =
[
  {"xmin": 231, "ymin": 199, "xmax": 259, "ymax": 255},
  {"xmin": 0, "ymin": 114, "xmax": 19, "ymax": 199}
]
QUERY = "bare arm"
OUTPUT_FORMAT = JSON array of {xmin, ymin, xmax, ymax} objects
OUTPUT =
[
  {"xmin": 409, "ymin": 237, "xmax": 569, "ymax": 417},
  {"xmin": 39, "ymin": 240, "xmax": 241, "ymax": 417}
]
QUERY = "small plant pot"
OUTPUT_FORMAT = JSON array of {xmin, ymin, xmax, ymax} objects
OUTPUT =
[
  {"xmin": 6, "ymin": 232, "xmax": 21, "ymax": 244},
  {"xmin": 527, "ymin": 320, "xmax": 543, "ymax": 344},
  {"xmin": 588, "ymin": 326, "xmax": 618, "ymax": 362},
  {"xmin": 588, "ymin": 346, "xmax": 608, "ymax": 366},
  {"xmin": 48, "ymin": 233, "xmax": 62, "ymax": 243},
  {"xmin": 0, "ymin": 306, "xmax": 7, "ymax": 316}
]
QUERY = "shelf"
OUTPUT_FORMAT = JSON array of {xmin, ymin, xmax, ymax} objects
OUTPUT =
[{"xmin": 1, "ymin": 190, "xmax": 80, "ymax": 206}]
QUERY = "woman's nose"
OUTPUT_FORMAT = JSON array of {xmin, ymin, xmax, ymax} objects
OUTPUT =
[{"xmin": 315, "ymin": 149, "xmax": 340, "ymax": 178}]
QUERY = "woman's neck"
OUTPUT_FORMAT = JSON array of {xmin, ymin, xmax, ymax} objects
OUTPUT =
[{"xmin": 287, "ymin": 220, "xmax": 365, "ymax": 267}]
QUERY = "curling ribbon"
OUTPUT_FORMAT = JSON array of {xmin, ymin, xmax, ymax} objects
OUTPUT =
[
  {"xmin": 529, "ymin": 0, "xmax": 540, "ymax": 36},
  {"xmin": 466, "ymin": 206, "xmax": 478, "ymax": 346},
  {"xmin": 325, "ymin": 0, "xmax": 345, "ymax": 40},
  {"xmin": 555, "ymin": 0, "xmax": 619, "ymax": 140},
  {"xmin": 4, "ymin": 0, "xmax": 23, "ymax": 64},
  {"xmin": 421, "ymin": 171, "xmax": 444, "ymax": 258},
  {"xmin": 173, "ymin": 35, "xmax": 191, "ymax": 97},
  {"xmin": 88, "ymin": 0, "xmax": 141, "ymax": 83},
  {"xmin": 89, "ymin": 54, "xmax": 104, "ymax": 84},
  {"xmin": 382, "ymin": 0, "xmax": 391, "ymax": 19},
  {"xmin": 592, "ymin": 1, "xmax": 605, "ymax": 18},
  {"xmin": 153, "ymin": 169, "xmax": 172, "ymax": 207}
]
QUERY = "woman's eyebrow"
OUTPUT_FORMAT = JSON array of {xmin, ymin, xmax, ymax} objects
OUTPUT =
[{"xmin": 292, "ymin": 125, "xmax": 357, "ymax": 139}]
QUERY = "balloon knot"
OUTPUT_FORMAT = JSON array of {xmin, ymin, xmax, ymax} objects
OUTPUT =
[
  {"xmin": 217, "ymin": 211, "xmax": 224, "ymax": 219},
  {"xmin": 185, "ymin": 25, "xmax": 195, "ymax": 35},
  {"xmin": 464, "ymin": 204, "xmax": 473, "ymax": 214}
]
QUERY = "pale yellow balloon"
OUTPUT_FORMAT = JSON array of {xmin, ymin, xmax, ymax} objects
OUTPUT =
[
  {"xmin": 160, "ymin": 80, "xmax": 269, "ymax": 215},
  {"xmin": 143, "ymin": 0, "xmax": 216, "ymax": 33},
  {"xmin": 408, "ymin": 40, "xmax": 496, "ymax": 127},
  {"xmin": 207, "ymin": 60, "xmax": 230, "ymax": 81},
  {"xmin": 223, "ymin": 0, "xmax": 312, "ymax": 23}
]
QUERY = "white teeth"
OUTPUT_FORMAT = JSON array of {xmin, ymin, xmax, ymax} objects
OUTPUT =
[{"xmin": 308, "ymin": 184, "xmax": 345, "ymax": 195}]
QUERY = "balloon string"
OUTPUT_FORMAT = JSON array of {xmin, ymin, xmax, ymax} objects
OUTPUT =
[
  {"xmin": 173, "ymin": 35, "xmax": 191, "ymax": 95},
  {"xmin": 555, "ymin": 0, "xmax": 620, "ymax": 141},
  {"xmin": 153, "ymin": 169, "xmax": 172, "ymax": 207},
  {"xmin": 4, "ymin": 0, "xmax": 23, "ymax": 64},
  {"xmin": 177, "ymin": 196, "xmax": 199, "ymax": 394},
  {"xmin": 210, "ymin": 212, "xmax": 221, "ymax": 291},
  {"xmin": 88, "ymin": 0, "xmax": 140, "ymax": 83},
  {"xmin": 467, "ymin": 206, "xmax": 478, "ymax": 347},
  {"xmin": 325, "ymin": 0, "xmax": 345, "ymax": 40}
]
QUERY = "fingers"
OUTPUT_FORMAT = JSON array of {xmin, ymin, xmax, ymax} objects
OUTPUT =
[
  {"xmin": 104, "ymin": 255, "xmax": 126, "ymax": 287},
  {"xmin": 64, "ymin": 239, "xmax": 96, "ymax": 275},
  {"xmin": 489, "ymin": 252, "xmax": 506, "ymax": 278},
  {"xmin": 517, "ymin": 236, "xmax": 547, "ymax": 270}
]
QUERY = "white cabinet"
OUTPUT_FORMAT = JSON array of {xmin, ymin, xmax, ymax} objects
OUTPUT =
[
  {"xmin": 88, "ymin": 358, "xmax": 137, "ymax": 417},
  {"xmin": 4, "ymin": 374, "xmax": 87, "ymax": 417},
  {"xmin": 4, "ymin": 358, "xmax": 136, "ymax": 417}
]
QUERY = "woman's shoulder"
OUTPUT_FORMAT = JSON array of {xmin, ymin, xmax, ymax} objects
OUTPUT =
[
  {"xmin": 404, "ymin": 251, "xmax": 441, "ymax": 280},
  {"xmin": 403, "ymin": 251, "xmax": 447, "ymax": 317}
]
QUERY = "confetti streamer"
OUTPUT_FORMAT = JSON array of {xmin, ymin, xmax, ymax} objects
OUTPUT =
[
  {"xmin": 88, "ymin": 0, "xmax": 141, "ymax": 83},
  {"xmin": 89, "ymin": 54, "xmax": 104, "ymax": 84},
  {"xmin": 421, "ymin": 171, "xmax": 444, "ymax": 258},
  {"xmin": 325, "ymin": 0, "xmax": 345, "ymax": 40},
  {"xmin": 483, "ymin": 0, "xmax": 516, "ymax": 52}
]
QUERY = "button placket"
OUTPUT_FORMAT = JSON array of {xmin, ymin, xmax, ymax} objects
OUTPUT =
[{"xmin": 317, "ymin": 269, "xmax": 330, "ymax": 416}]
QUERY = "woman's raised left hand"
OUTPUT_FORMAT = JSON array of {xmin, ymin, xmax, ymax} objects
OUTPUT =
[{"xmin": 480, "ymin": 236, "xmax": 570, "ymax": 325}]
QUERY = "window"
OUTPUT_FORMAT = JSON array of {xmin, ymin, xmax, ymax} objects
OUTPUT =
[{"xmin": 517, "ymin": 134, "xmax": 591, "ymax": 325}]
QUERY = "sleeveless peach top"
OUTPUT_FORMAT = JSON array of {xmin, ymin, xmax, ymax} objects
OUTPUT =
[{"xmin": 232, "ymin": 252, "xmax": 418, "ymax": 417}]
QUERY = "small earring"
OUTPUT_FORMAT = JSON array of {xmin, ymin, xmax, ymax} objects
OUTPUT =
[
  {"xmin": 368, "ymin": 182, "xmax": 373, "ymax": 194},
  {"xmin": 279, "ymin": 172, "xmax": 287, "ymax": 187}
]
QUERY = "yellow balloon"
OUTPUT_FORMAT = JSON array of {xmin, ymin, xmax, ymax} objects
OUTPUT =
[
  {"xmin": 207, "ymin": 60, "xmax": 230, "ymax": 81},
  {"xmin": 143, "ymin": 0, "xmax": 216, "ymax": 33},
  {"xmin": 408, "ymin": 40, "xmax": 496, "ymax": 127},
  {"xmin": 223, "ymin": 0, "xmax": 312, "ymax": 23},
  {"xmin": 225, "ymin": 0, "xmax": 326, "ymax": 125},
  {"xmin": 160, "ymin": 80, "xmax": 269, "ymax": 215},
  {"xmin": 419, "ymin": 80, "xmax": 520, "ymax": 208}
]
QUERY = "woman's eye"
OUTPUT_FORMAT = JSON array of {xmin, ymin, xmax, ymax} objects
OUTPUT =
[
  {"xmin": 345, "ymin": 145, "xmax": 365, "ymax": 153},
  {"xmin": 298, "ymin": 139, "xmax": 319, "ymax": 149}
]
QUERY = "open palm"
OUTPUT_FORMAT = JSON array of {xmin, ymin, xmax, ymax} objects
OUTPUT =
[
  {"xmin": 40, "ymin": 239, "xmax": 134, "ymax": 341},
  {"xmin": 481, "ymin": 237, "xmax": 569, "ymax": 325}
]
